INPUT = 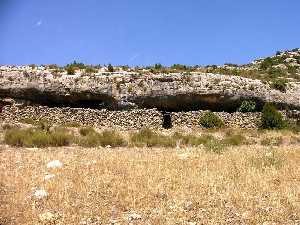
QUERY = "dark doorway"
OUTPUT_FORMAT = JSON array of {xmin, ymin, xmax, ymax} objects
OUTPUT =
[{"xmin": 162, "ymin": 111, "xmax": 172, "ymax": 129}]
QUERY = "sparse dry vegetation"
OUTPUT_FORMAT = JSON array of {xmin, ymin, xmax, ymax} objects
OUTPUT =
[
  {"xmin": 1, "ymin": 123, "xmax": 300, "ymax": 224},
  {"xmin": 130, "ymin": 128, "xmax": 176, "ymax": 148},
  {"xmin": 0, "ymin": 143, "xmax": 299, "ymax": 225},
  {"xmin": 4, "ymin": 128, "xmax": 72, "ymax": 147}
]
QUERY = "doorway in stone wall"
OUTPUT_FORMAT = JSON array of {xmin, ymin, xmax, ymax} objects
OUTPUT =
[{"xmin": 162, "ymin": 111, "xmax": 172, "ymax": 129}]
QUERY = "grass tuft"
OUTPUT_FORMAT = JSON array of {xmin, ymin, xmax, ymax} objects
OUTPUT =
[
  {"xmin": 79, "ymin": 126, "xmax": 96, "ymax": 136},
  {"xmin": 250, "ymin": 150, "xmax": 284, "ymax": 170},
  {"xmin": 223, "ymin": 134, "xmax": 246, "ymax": 146},
  {"xmin": 130, "ymin": 128, "xmax": 176, "ymax": 148},
  {"xmin": 77, "ymin": 130, "xmax": 127, "ymax": 148},
  {"xmin": 261, "ymin": 136, "xmax": 283, "ymax": 146},
  {"xmin": 99, "ymin": 130, "xmax": 127, "ymax": 147}
]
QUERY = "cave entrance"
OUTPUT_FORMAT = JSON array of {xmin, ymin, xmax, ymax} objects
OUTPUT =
[{"xmin": 162, "ymin": 111, "xmax": 172, "ymax": 129}]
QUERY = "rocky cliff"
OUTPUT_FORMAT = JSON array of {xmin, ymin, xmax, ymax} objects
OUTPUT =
[{"xmin": 0, "ymin": 70, "xmax": 300, "ymax": 111}]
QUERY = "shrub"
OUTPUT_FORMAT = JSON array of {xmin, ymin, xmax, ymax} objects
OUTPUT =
[
  {"xmin": 79, "ymin": 127, "xmax": 96, "ymax": 136},
  {"xmin": 66, "ymin": 66, "xmax": 75, "ymax": 75},
  {"xmin": 65, "ymin": 61, "xmax": 86, "ymax": 70},
  {"xmin": 85, "ymin": 67, "xmax": 97, "ymax": 74},
  {"xmin": 261, "ymin": 137, "xmax": 283, "ymax": 146},
  {"xmin": 4, "ymin": 129, "xmax": 29, "ymax": 147},
  {"xmin": 223, "ymin": 134, "xmax": 246, "ymax": 146},
  {"xmin": 250, "ymin": 150, "xmax": 284, "ymax": 170},
  {"xmin": 260, "ymin": 57, "xmax": 274, "ymax": 70},
  {"xmin": 4, "ymin": 128, "xmax": 72, "ymax": 148},
  {"xmin": 204, "ymin": 138, "xmax": 225, "ymax": 154},
  {"xmin": 154, "ymin": 63, "xmax": 163, "ymax": 70},
  {"xmin": 76, "ymin": 130, "xmax": 126, "ymax": 148},
  {"xmin": 130, "ymin": 128, "xmax": 176, "ymax": 148},
  {"xmin": 37, "ymin": 119, "xmax": 52, "ymax": 132},
  {"xmin": 199, "ymin": 112, "xmax": 224, "ymax": 128},
  {"xmin": 271, "ymin": 79, "xmax": 288, "ymax": 92},
  {"xmin": 285, "ymin": 120, "xmax": 300, "ymax": 133},
  {"xmin": 261, "ymin": 103, "xmax": 285, "ymax": 129},
  {"xmin": 2, "ymin": 123, "xmax": 13, "ymax": 130},
  {"xmin": 127, "ymin": 85, "xmax": 133, "ymax": 93},
  {"xmin": 76, "ymin": 133, "xmax": 100, "ymax": 148},
  {"xmin": 99, "ymin": 130, "xmax": 127, "ymax": 147},
  {"xmin": 172, "ymin": 132, "xmax": 215, "ymax": 147},
  {"xmin": 238, "ymin": 100, "xmax": 256, "ymax": 112},
  {"xmin": 107, "ymin": 64, "xmax": 114, "ymax": 72}
]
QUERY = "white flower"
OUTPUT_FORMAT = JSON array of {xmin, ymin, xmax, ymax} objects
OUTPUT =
[
  {"xmin": 33, "ymin": 189, "xmax": 48, "ymax": 199},
  {"xmin": 47, "ymin": 160, "xmax": 63, "ymax": 169}
]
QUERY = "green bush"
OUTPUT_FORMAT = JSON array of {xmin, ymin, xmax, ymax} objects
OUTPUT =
[
  {"xmin": 285, "ymin": 120, "xmax": 300, "ymax": 133},
  {"xmin": 66, "ymin": 66, "xmax": 75, "ymax": 75},
  {"xmin": 199, "ymin": 112, "xmax": 224, "ymax": 128},
  {"xmin": 238, "ymin": 100, "xmax": 256, "ymax": 112},
  {"xmin": 271, "ymin": 79, "xmax": 288, "ymax": 92},
  {"xmin": 107, "ymin": 64, "xmax": 114, "ymax": 72},
  {"xmin": 260, "ymin": 57, "xmax": 274, "ymax": 70},
  {"xmin": 85, "ymin": 67, "xmax": 97, "ymax": 74},
  {"xmin": 261, "ymin": 103, "xmax": 285, "ymax": 129}
]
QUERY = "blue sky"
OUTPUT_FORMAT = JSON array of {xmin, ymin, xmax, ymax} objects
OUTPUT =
[{"xmin": 0, "ymin": 0, "xmax": 299, "ymax": 66}]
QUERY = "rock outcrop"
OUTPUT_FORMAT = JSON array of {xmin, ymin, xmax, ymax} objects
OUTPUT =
[{"xmin": 0, "ymin": 70, "xmax": 300, "ymax": 111}]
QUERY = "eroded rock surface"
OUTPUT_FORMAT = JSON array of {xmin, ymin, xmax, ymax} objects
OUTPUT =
[{"xmin": 0, "ymin": 71, "xmax": 300, "ymax": 111}]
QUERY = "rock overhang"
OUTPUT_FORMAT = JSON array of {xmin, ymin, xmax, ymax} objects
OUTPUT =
[{"xmin": 0, "ymin": 71, "xmax": 300, "ymax": 112}]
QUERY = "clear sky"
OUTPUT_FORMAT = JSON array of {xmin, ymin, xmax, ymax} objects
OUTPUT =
[{"xmin": 0, "ymin": 0, "xmax": 299, "ymax": 66}]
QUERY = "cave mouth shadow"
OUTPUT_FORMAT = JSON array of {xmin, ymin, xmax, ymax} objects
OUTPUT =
[
  {"xmin": 162, "ymin": 111, "xmax": 172, "ymax": 129},
  {"xmin": 133, "ymin": 94, "xmax": 268, "ymax": 113}
]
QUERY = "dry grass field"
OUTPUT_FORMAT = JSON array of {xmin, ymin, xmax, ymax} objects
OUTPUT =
[{"xmin": 0, "ymin": 128, "xmax": 300, "ymax": 225}]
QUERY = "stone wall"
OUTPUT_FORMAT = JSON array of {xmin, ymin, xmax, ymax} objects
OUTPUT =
[{"xmin": 0, "ymin": 105, "xmax": 262, "ymax": 130}]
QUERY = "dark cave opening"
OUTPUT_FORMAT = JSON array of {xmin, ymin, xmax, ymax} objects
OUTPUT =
[
  {"xmin": 162, "ymin": 111, "xmax": 172, "ymax": 129},
  {"xmin": 1, "ymin": 91, "xmax": 298, "ymax": 113},
  {"xmin": 132, "ymin": 94, "xmax": 269, "ymax": 112}
]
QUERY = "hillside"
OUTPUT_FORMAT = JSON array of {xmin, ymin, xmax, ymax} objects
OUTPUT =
[{"xmin": 0, "ymin": 49, "xmax": 300, "ymax": 111}]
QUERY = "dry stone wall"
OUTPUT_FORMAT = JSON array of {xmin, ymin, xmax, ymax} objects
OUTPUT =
[{"xmin": 0, "ymin": 105, "xmax": 262, "ymax": 130}]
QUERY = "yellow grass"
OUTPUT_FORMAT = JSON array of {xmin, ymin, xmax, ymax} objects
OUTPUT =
[{"xmin": 0, "ymin": 143, "xmax": 300, "ymax": 225}]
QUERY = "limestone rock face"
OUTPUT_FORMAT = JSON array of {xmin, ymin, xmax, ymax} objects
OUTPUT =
[{"xmin": 0, "ymin": 71, "xmax": 300, "ymax": 111}]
